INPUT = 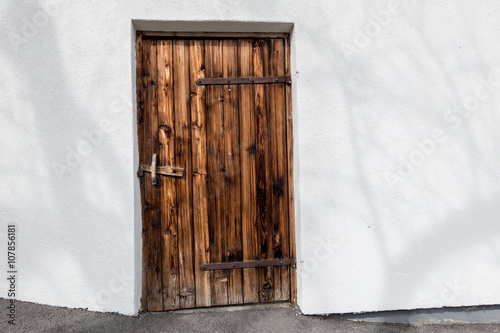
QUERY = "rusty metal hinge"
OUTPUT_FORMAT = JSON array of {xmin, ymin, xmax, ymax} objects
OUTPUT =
[
  {"xmin": 196, "ymin": 76, "xmax": 291, "ymax": 86},
  {"xmin": 200, "ymin": 259, "xmax": 296, "ymax": 271},
  {"xmin": 137, "ymin": 153, "xmax": 184, "ymax": 185}
]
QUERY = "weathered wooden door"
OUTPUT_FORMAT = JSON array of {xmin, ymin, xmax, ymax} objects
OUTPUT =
[{"xmin": 136, "ymin": 32, "xmax": 295, "ymax": 311}]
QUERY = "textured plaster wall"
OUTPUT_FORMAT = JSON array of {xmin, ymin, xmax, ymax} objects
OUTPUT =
[{"xmin": 1, "ymin": 0, "xmax": 500, "ymax": 316}]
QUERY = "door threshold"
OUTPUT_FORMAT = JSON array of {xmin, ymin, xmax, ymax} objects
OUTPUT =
[{"xmin": 146, "ymin": 301, "xmax": 295, "ymax": 314}]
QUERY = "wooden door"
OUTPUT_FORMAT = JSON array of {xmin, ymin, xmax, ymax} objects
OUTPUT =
[{"xmin": 136, "ymin": 33, "xmax": 295, "ymax": 311}]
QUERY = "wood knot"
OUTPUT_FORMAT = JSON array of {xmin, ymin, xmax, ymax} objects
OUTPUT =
[
  {"xmin": 263, "ymin": 281, "xmax": 272, "ymax": 289},
  {"xmin": 246, "ymin": 145, "xmax": 256, "ymax": 156},
  {"xmin": 159, "ymin": 124, "xmax": 172, "ymax": 138}
]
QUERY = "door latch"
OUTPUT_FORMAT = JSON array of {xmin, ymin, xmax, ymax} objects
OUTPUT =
[{"xmin": 137, "ymin": 153, "xmax": 185, "ymax": 185}]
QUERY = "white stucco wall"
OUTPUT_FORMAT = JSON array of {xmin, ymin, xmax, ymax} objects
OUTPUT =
[{"xmin": 1, "ymin": 0, "xmax": 500, "ymax": 316}]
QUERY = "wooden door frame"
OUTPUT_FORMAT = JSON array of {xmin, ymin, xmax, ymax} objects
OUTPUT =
[{"xmin": 135, "ymin": 31, "xmax": 297, "ymax": 307}]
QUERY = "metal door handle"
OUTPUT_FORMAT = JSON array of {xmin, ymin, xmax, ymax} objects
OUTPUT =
[
  {"xmin": 137, "ymin": 153, "xmax": 185, "ymax": 185},
  {"xmin": 151, "ymin": 153, "xmax": 157, "ymax": 185}
]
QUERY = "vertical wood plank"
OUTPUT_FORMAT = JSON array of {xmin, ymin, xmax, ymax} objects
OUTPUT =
[
  {"xmin": 190, "ymin": 39, "xmax": 212, "ymax": 307},
  {"xmin": 223, "ymin": 39, "xmax": 244, "ymax": 305},
  {"xmin": 140, "ymin": 39, "xmax": 163, "ymax": 311},
  {"xmin": 136, "ymin": 33, "xmax": 148, "ymax": 311},
  {"xmin": 238, "ymin": 39, "xmax": 260, "ymax": 304},
  {"xmin": 253, "ymin": 39, "xmax": 274, "ymax": 302},
  {"xmin": 173, "ymin": 40, "xmax": 196, "ymax": 308},
  {"xmin": 157, "ymin": 40, "xmax": 180, "ymax": 310},
  {"xmin": 269, "ymin": 38, "xmax": 290, "ymax": 301},
  {"xmin": 285, "ymin": 36, "xmax": 297, "ymax": 304},
  {"xmin": 205, "ymin": 39, "xmax": 229, "ymax": 306}
]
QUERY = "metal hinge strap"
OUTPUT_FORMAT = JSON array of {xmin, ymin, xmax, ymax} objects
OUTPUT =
[
  {"xmin": 196, "ymin": 76, "xmax": 291, "ymax": 86},
  {"xmin": 200, "ymin": 259, "xmax": 296, "ymax": 271}
]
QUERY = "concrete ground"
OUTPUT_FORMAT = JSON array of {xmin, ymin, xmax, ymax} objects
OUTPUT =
[{"xmin": 1, "ymin": 299, "xmax": 500, "ymax": 333}]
